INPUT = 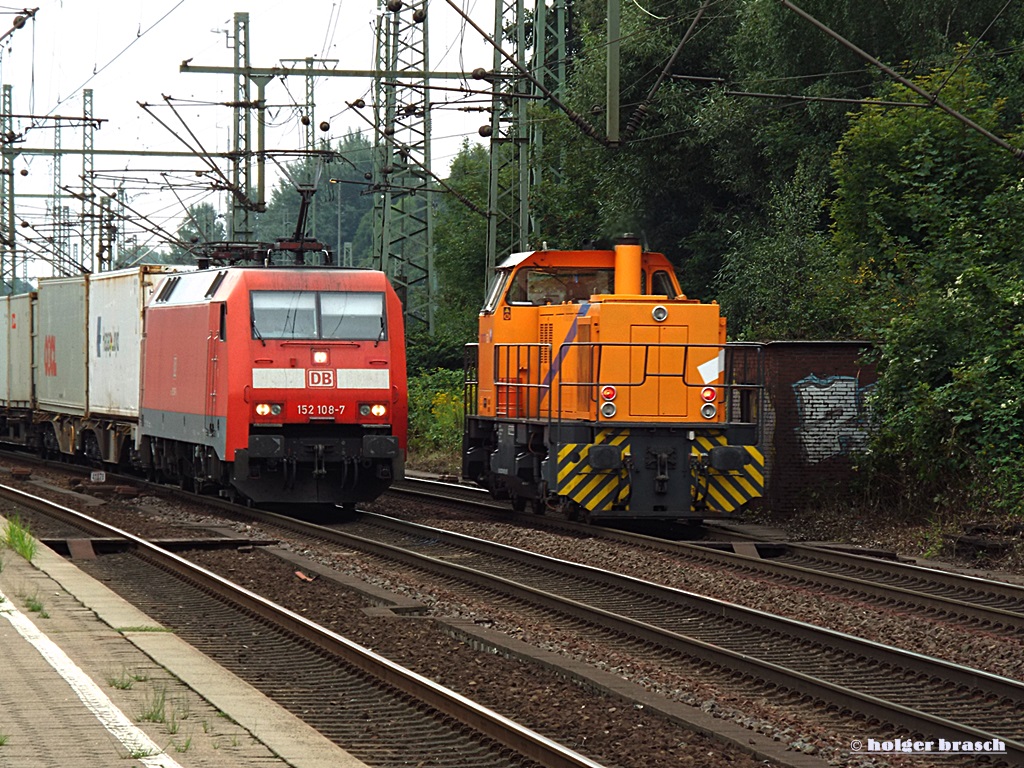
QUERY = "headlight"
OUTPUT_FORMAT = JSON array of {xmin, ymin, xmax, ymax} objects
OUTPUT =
[
  {"xmin": 600, "ymin": 401, "xmax": 617, "ymax": 418},
  {"xmin": 360, "ymin": 403, "xmax": 387, "ymax": 417},
  {"xmin": 700, "ymin": 403, "xmax": 717, "ymax": 419},
  {"xmin": 255, "ymin": 403, "xmax": 282, "ymax": 417},
  {"xmin": 371, "ymin": 404, "xmax": 387, "ymax": 417}
]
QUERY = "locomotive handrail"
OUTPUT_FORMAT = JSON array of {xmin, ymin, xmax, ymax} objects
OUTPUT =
[
  {"xmin": 491, "ymin": 342, "xmax": 554, "ymax": 421},
  {"xmin": 477, "ymin": 339, "xmax": 764, "ymax": 444},
  {"xmin": 463, "ymin": 343, "xmax": 479, "ymax": 418},
  {"xmin": 490, "ymin": 339, "xmax": 762, "ymax": 417}
]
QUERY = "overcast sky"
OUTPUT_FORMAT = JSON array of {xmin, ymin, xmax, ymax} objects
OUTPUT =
[{"xmin": 1, "ymin": 1, "xmax": 492, "ymax": 275}]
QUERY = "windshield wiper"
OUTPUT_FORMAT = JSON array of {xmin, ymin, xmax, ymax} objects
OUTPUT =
[{"xmin": 252, "ymin": 319, "xmax": 266, "ymax": 346}]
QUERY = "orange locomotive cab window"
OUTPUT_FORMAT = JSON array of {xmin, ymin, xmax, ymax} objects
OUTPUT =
[
  {"xmin": 482, "ymin": 271, "xmax": 510, "ymax": 313},
  {"xmin": 507, "ymin": 268, "xmax": 614, "ymax": 306},
  {"xmin": 650, "ymin": 270, "xmax": 678, "ymax": 298}
]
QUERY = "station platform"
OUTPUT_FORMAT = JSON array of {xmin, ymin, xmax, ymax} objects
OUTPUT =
[{"xmin": 0, "ymin": 511, "xmax": 367, "ymax": 768}]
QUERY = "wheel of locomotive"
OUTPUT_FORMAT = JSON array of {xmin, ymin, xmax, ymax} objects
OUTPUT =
[
  {"xmin": 177, "ymin": 457, "xmax": 195, "ymax": 492},
  {"xmin": 530, "ymin": 498, "xmax": 546, "ymax": 515},
  {"xmin": 510, "ymin": 495, "xmax": 527, "ymax": 512},
  {"xmin": 565, "ymin": 499, "xmax": 593, "ymax": 524},
  {"xmin": 191, "ymin": 449, "xmax": 210, "ymax": 494}
]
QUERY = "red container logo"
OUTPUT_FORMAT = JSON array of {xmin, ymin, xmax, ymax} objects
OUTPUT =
[{"xmin": 43, "ymin": 335, "xmax": 57, "ymax": 377}]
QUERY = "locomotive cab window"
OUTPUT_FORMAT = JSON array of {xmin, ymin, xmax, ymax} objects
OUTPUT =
[
  {"xmin": 251, "ymin": 291, "xmax": 317, "ymax": 338},
  {"xmin": 321, "ymin": 292, "xmax": 385, "ymax": 340},
  {"xmin": 482, "ymin": 271, "xmax": 510, "ymax": 313},
  {"xmin": 251, "ymin": 290, "xmax": 385, "ymax": 341},
  {"xmin": 507, "ymin": 268, "xmax": 614, "ymax": 305},
  {"xmin": 650, "ymin": 270, "xmax": 678, "ymax": 299}
]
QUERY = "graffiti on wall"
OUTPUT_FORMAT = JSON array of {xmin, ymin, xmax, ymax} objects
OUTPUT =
[{"xmin": 792, "ymin": 374, "xmax": 874, "ymax": 464}]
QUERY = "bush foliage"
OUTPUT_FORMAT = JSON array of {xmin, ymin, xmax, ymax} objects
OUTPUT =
[{"xmin": 407, "ymin": 369, "xmax": 465, "ymax": 469}]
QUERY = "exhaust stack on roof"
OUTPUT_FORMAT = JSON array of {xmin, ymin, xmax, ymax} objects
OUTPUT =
[{"xmin": 613, "ymin": 234, "xmax": 642, "ymax": 296}]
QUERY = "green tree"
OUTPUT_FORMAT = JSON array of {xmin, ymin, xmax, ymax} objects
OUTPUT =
[
  {"xmin": 255, "ymin": 131, "xmax": 376, "ymax": 265},
  {"xmin": 831, "ymin": 61, "xmax": 1019, "ymax": 331},
  {"xmin": 532, "ymin": 0, "xmax": 1024, "ymax": 309},
  {"xmin": 433, "ymin": 140, "xmax": 490, "ymax": 342},
  {"xmin": 830, "ymin": 53, "xmax": 1024, "ymax": 514},
  {"xmin": 715, "ymin": 158, "xmax": 850, "ymax": 339},
  {"xmin": 167, "ymin": 202, "xmax": 225, "ymax": 264}
]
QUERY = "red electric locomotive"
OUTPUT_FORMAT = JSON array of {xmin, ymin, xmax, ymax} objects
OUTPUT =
[
  {"xmin": 140, "ymin": 266, "xmax": 407, "ymax": 510},
  {"xmin": 0, "ymin": 262, "xmax": 406, "ymax": 514}
]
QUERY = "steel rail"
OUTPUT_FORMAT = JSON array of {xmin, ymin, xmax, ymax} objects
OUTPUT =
[
  {"xmin": 247, "ymin": 508, "xmax": 1024, "ymax": 763},
  {"xmin": 391, "ymin": 477, "xmax": 1024, "ymax": 632},
  {"xmin": 0, "ymin": 482, "xmax": 605, "ymax": 768}
]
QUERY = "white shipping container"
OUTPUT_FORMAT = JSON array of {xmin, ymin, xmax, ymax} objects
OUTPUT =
[
  {"xmin": 0, "ymin": 296, "xmax": 8, "ymax": 404},
  {"xmin": 35, "ymin": 276, "xmax": 88, "ymax": 415},
  {"xmin": 4, "ymin": 293, "xmax": 34, "ymax": 406},
  {"xmin": 87, "ymin": 267, "xmax": 172, "ymax": 418}
]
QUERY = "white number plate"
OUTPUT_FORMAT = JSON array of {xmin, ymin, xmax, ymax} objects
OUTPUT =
[{"xmin": 297, "ymin": 404, "xmax": 344, "ymax": 417}]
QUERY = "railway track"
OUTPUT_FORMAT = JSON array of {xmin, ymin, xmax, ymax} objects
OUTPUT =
[
  {"xmin": 6, "ymin": 461, "xmax": 1024, "ymax": 765},
  {"xmin": 387, "ymin": 477, "xmax": 1024, "ymax": 637},
  {"xmin": 0, "ymin": 482, "xmax": 600, "ymax": 768},
  {"xmin": 302, "ymin": 511, "xmax": 1023, "ymax": 763}
]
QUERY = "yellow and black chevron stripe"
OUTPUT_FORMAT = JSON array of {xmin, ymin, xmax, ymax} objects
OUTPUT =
[
  {"xmin": 556, "ymin": 429, "xmax": 764, "ymax": 516},
  {"xmin": 693, "ymin": 433, "xmax": 765, "ymax": 514},
  {"xmin": 556, "ymin": 429, "xmax": 629, "ymax": 513}
]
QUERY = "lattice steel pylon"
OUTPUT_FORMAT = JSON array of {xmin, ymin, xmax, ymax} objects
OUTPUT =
[
  {"xmin": 373, "ymin": 0, "xmax": 435, "ymax": 333},
  {"xmin": 1, "ymin": 85, "xmax": 15, "ymax": 293},
  {"xmin": 483, "ymin": 0, "xmax": 568, "ymax": 278},
  {"xmin": 230, "ymin": 12, "xmax": 254, "ymax": 242},
  {"xmin": 529, "ymin": 0, "xmax": 567, "ymax": 213},
  {"xmin": 485, "ymin": 0, "xmax": 530, "ymax": 276},
  {"xmin": 81, "ymin": 89, "xmax": 96, "ymax": 272},
  {"xmin": 51, "ymin": 119, "xmax": 65, "ymax": 274}
]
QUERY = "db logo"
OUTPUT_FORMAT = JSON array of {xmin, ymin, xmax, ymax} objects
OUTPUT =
[{"xmin": 307, "ymin": 369, "xmax": 335, "ymax": 388}]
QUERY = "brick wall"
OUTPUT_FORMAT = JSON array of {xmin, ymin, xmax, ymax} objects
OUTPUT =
[{"xmin": 758, "ymin": 341, "xmax": 877, "ymax": 513}]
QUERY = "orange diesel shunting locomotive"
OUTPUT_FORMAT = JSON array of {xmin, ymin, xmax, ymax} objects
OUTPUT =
[{"xmin": 463, "ymin": 235, "xmax": 764, "ymax": 522}]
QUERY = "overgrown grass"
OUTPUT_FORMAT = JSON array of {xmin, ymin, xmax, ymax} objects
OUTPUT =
[
  {"xmin": 117, "ymin": 626, "xmax": 173, "ymax": 633},
  {"xmin": 3, "ymin": 516, "xmax": 37, "ymax": 562},
  {"xmin": 168, "ymin": 695, "xmax": 191, "ymax": 734},
  {"xmin": 107, "ymin": 667, "xmax": 149, "ymax": 691},
  {"xmin": 407, "ymin": 368, "xmax": 463, "ymax": 474},
  {"xmin": 137, "ymin": 686, "xmax": 168, "ymax": 724},
  {"xmin": 22, "ymin": 594, "xmax": 48, "ymax": 619}
]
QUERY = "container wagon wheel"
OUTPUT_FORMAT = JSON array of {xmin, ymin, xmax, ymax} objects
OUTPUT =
[
  {"xmin": 83, "ymin": 432, "xmax": 102, "ymax": 467},
  {"xmin": 39, "ymin": 425, "xmax": 58, "ymax": 461}
]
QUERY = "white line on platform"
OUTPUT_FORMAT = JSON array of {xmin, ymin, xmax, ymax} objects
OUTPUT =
[{"xmin": 0, "ymin": 587, "xmax": 184, "ymax": 768}]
